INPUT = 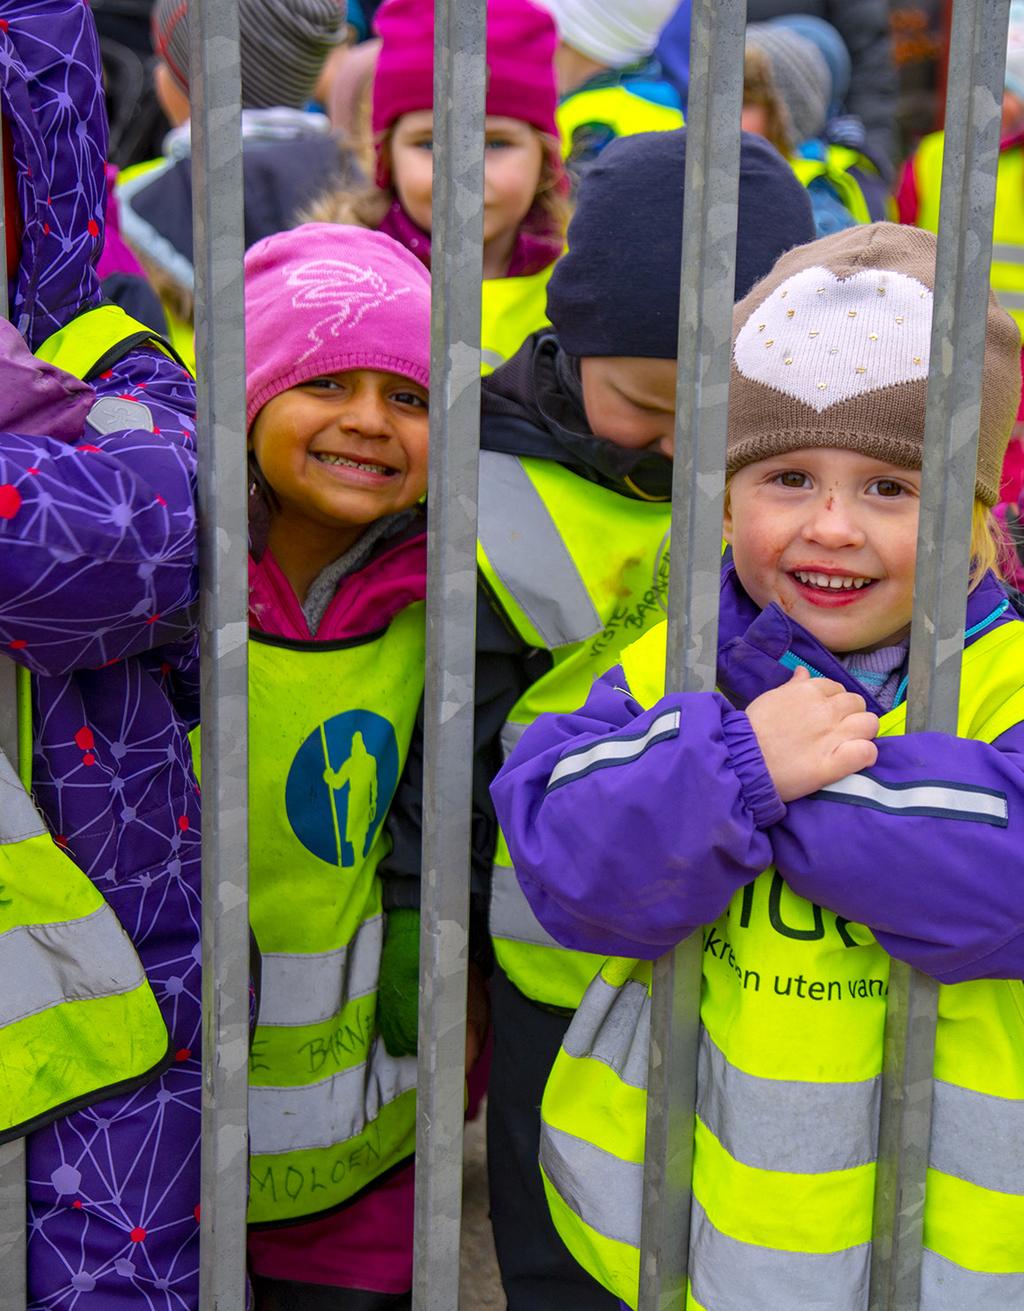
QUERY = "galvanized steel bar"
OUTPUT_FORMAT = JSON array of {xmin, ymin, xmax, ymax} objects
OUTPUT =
[
  {"xmin": 190, "ymin": 2, "xmax": 250, "ymax": 1307},
  {"xmin": 411, "ymin": 0, "xmax": 486, "ymax": 1304},
  {"xmin": 0, "ymin": 108, "xmax": 26, "ymax": 1310},
  {"xmin": 638, "ymin": 1, "xmax": 747, "ymax": 1306},
  {"xmin": 868, "ymin": 1, "xmax": 1011, "ymax": 1306}
]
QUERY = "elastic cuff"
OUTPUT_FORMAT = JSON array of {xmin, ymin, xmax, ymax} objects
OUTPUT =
[{"xmin": 722, "ymin": 708, "xmax": 786, "ymax": 829}]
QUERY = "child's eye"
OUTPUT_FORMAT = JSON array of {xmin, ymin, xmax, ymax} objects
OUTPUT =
[
  {"xmin": 305, "ymin": 377, "xmax": 343, "ymax": 391},
  {"xmin": 392, "ymin": 391, "xmax": 428, "ymax": 410},
  {"xmin": 772, "ymin": 470, "xmax": 810, "ymax": 489},
  {"xmin": 412, "ymin": 138, "xmax": 434, "ymax": 152},
  {"xmin": 868, "ymin": 478, "xmax": 906, "ymax": 497},
  {"xmin": 485, "ymin": 138, "xmax": 513, "ymax": 150}
]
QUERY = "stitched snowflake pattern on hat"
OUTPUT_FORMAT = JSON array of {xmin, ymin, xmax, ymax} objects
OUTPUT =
[{"xmin": 286, "ymin": 258, "xmax": 412, "ymax": 365}]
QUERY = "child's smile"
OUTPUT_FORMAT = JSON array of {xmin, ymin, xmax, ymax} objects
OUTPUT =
[{"xmin": 724, "ymin": 447, "xmax": 921, "ymax": 653}]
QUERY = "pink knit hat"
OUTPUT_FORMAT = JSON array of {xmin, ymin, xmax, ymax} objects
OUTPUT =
[
  {"xmin": 244, "ymin": 224, "xmax": 432, "ymax": 428},
  {"xmin": 371, "ymin": 0, "xmax": 559, "ymax": 182}
]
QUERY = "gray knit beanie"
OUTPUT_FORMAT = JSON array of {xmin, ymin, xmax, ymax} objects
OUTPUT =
[
  {"xmin": 745, "ymin": 23, "xmax": 830, "ymax": 147},
  {"xmin": 727, "ymin": 223, "xmax": 1022, "ymax": 507},
  {"xmin": 152, "ymin": 0, "xmax": 345, "ymax": 110}
]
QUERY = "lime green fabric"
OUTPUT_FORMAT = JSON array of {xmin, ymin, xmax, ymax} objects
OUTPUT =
[
  {"xmin": 377, "ymin": 908, "xmax": 421, "ymax": 1058},
  {"xmin": 541, "ymin": 620, "xmax": 1024, "ymax": 1307},
  {"xmin": 481, "ymin": 266, "xmax": 555, "ymax": 375},
  {"xmin": 35, "ymin": 303, "xmax": 181, "ymax": 377}
]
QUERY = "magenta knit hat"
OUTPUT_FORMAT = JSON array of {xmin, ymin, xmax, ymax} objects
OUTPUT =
[
  {"xmin": 371, "ymin": 0, "xmax": 559, "ymax": 176},
  {"xmin": 244, "ymin": 224, "xmax": 432, "ymax": 428}
]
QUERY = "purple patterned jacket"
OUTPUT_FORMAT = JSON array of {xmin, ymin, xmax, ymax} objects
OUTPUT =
[{"xmin": 1, "ymin": 3, "xmax": 203, "ymax": 1305}]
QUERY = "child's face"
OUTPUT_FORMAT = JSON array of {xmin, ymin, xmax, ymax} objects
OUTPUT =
[
  {"xmin": 579, "ymin": 356, "xmax": 679, "ymax": 457},
  {"xmin": 250, "ymin": 369, "xmax": 429, "ymax": 540},
  {"xmin": 389, "ymin": 111, "xmax": 544, "ymax": 248},
  {"xmin": 724, "ymin": 447, "xmax": 921, "ymax": 654}
]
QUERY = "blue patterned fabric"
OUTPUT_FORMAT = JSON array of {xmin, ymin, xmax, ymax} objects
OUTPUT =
[{"xmin": 0, "ymin": 3, "xmax": 205, "ymax": 1305}]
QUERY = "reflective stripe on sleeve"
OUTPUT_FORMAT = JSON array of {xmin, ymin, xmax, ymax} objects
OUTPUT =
[
  {"xmin": 811, "ymin": 773, "xmax": 1007, "ymax": 826},
  {"xmin": 1, "ymin": 903, "xmax": 147, "ymax": 1027},
  {"xmin": 258, "ymin": 915, "xmax": 383, "ymax": 1028},
  {"xmin": 248, "ymin": 1039, "xmax": 416, "ymax": 1154},
  {"xmin": 0, "ymin": 747, "xmax": 45, "ymax": 844},
  {"xmin": 546, "ymin": 709, "xmax": 681, "ymax": 792},
  {"xmin": 478, "ymin": 451, "xmax": 602, "ymax": 648}
]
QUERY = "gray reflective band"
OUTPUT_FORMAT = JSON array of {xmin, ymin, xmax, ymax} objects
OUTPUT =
[
  {"xmin": 813, "ymin": 773, "xmax": 1007, "ymax": 826},
  {"xmin": 258, "ymin": 915, "xmax": 382, "ymax": 1028},
  {"xmin": 991, "ymin": 242, "xmax": 1024, "ymax": 264},
  {"xmin": 689, "ymin": 1200, "xmax": 871, "ymax": 1311},
  {"xmin": 562, "ymin": 974, "xmax": 651, "ymax": 1090},
  {"xmin": 547, "ymin": 709, "xmax": 681, "ymax": 791},
  {"xmin": 478, "ymin": 450, "xmax": 601, "ymax": 648},
  {"xmin": 995, "ymin": 289, "xmax": 1024, "ymax": 311},
  {"xmin": 698, "ymin": 1031, "xmax": 880, "ymax": 1174},
  {"xmin": 539, "ymin": 1121, "xmax": 642, "ymax": 1248},
  {"xmin": 249, "ymin": 1040, "xmax": 416, "ymax": 1154},
  {"xmin": 921, "ymin": 1249, "xmax": 1024, "ymax": 1310},
  {"xmin": 499, "ymin": 721, "xmax": 527, "ymax": 761},
  {"xmin": 1, "ymin": 904, "xmax": 146, "ymax": 1027},
  {"xmin": 480, "ymin": 348, "xmax": 505, "ymax": 370},
  {"xmin": 930, "ymin": 1079, "xmax": 1024, "ymax": 1195},
  {"xmin": 0, "ymin": 747, "xmax": 44, "ymax": 845},
  {"xmin": 489, "ymin": 862, "xmax": 563, "ymax": 950}
]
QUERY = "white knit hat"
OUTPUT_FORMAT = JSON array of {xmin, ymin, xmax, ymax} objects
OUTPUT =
[{"xmin": 533, "ymin": 0, "xmax": 677, "ymax": 67}]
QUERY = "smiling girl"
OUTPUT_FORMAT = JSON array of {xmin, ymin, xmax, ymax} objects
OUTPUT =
[
  {"xmin": 491, "ymin": 223, "xmax": 1024, "ymax": 1310},
  {"xmin": 305, "ymin": 0, "xmax": 570, "ymax": 374},
  {"xmin": 239, "ymin": 224, "xmax": 482, "ymax": 1310}
]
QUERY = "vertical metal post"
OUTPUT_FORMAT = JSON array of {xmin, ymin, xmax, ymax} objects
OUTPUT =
[
  {"xmin": 190, "ymin": 2, "xmax": 250, "ymax": 1307},
  {"xmin": 869, "ymin": 1, "xmax": 1010, "ymax": 1306},
  {"xmin": 638, "ymin": 1, "xmax": 746, "ymax": 1307},
  {"xmin": 411, "ymin": 0, "xmax": 486, "ymax": 1305},
  {"xmin": 0, "ymin": 109, "xmax": 27, "ymax": 1310}
]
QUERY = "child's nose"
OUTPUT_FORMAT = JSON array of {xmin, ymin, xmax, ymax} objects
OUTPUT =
[
  {"xmin": 802, "ymin": 494, "xmax": 866, "ymax": 547},
  {"xmin": 337, "ymin": 391, "xmax": 389, "ymax": 435}
]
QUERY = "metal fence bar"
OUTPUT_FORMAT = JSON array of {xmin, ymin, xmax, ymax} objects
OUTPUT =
[
  {"xmin": 868, "ymin": 0, "xmax": 1011, "ymax": 1306},
  {"xmin": 411, "ymin": 0, "xmax": 486, "ymax": 1305},
  {"xmin": 0, "ymin": 107, "xmax": 27, "ymax": 1310},
  {"xmin": 638, "ymin": 1, "xmax": 747, "ymax": 1306},
  {"xmin": 190, "ymin": 2, "xmax": 250, "ymax": 1307}
]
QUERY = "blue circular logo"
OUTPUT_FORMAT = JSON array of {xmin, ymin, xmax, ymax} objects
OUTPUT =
[{"xmin": 285, "ymin": 711, "xmax": 400, "ymax": 866}]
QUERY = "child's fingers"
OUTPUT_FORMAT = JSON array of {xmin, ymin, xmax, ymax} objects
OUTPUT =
[
  {"xmin": 837, "ymin": 710, "xmax": 880, "ymax": 741},
  {"xmin": 829, "ymin": 737, "xmax": 879, "ymax": 777}
]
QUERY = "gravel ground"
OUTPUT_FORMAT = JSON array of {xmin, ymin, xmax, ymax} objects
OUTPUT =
[{"xmin": 459, "ymin": 1101, "xmax": 506, "ymax": 1309}]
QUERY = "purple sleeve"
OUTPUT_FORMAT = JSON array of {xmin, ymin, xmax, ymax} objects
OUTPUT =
[
  {"xmin": 771, "ymin": 722, "xmax": 1024, "ymax": 983},
  {"xmin": 0, "ymin": 342, "xmax": 198, "ymax": 677},
  {"xmin": 490, "ymin": 668, "xmax": 783, "ymax": 959}
]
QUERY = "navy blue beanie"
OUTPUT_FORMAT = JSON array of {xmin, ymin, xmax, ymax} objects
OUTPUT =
[{"xmin": 546, "ymin": 129, "xmax": 815, "ymax": 359}]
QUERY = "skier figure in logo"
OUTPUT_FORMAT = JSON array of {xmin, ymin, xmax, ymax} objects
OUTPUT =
[{"xmin": 324, "ymin": 730, "xmax": 378, "ymax": 866}]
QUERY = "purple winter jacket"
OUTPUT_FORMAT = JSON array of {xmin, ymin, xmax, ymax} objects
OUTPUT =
[
  {"xmin": 491, "ymin": 558, "xmax": 1024, "ymax": 986},
  {"xmin": 1, "ymin": 3, "xmax": 203, "ymax": 1305}
]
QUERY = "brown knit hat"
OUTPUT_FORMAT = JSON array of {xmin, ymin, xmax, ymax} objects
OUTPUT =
[
  {"xmin": 152, "ymin": 0, "xmax": 345, "ymax": 110},
  {"xmin": 727, "ymin": 222, "xmax": 1022, "ymax": 506}
]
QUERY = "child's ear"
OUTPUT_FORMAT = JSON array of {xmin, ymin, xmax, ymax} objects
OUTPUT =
[{"xmin": 722, "ymin": 496, "xmax": 734, "ymax": 545}]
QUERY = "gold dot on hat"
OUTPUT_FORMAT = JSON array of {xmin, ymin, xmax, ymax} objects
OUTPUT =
[
  {"xmin": 877, "ymin": 287, "xmax": 886, "ymax": 296},
  {"xmin": 780, "ymin": 290, "xmax": 788, "ymax": 298},
  {"xmin": 816, "ymin": 286, "xmax": 825, "ymax": 294},
  {"xmin": 869, "ymin": 333, "xmax": 878, "ymax": 341},
  {"xmin": 809, "ymin": 330, "xmax": 819, "ymax": 337},
  {"xmin": 786, "ymin": 309, "xmax": 795, "ymax": 319},
  {"xmin": 765, "ymin": 340, "xmax": 774, "ymax": 347},
  {"xmin": 784, "ymin": 357, "xmax": 794, "ymax": 365},
  {"xmin": 913, "ymin": 356, "xmax": 923, "ymax": 364},
  {"xmin": 817, "ymin": 382, "xmax": 827, "ymax": 390},
  {"xmin": 848, "ymin": 310, "xmax": 857, "ymax": 318},
  {"xmin": 895, "ymin": 316, "xmax": 904, "ymax": 324},
  {"xmin": 758, "ymin": 323, "xmax": 766, "ymax": 332},
  {"xmin": 829, "ymin": 347, "xmax": 838, "ymax": 355},
  {"xmin": 855, "ymin": 366, "xmax": 867, "ymax": 374}
]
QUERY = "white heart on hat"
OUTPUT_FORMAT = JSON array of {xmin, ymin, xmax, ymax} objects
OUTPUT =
[{"xmin": 734, "ymin": 265, "xmax": 932, "ymax": 412}]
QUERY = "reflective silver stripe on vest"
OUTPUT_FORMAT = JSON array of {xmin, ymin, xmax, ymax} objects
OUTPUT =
[
  {"xmin": 991, "ymin": 242, "xmax": 1024, "ymax": 264},
  {"xmin": 248, "ymin": 1039, "xmax": 416, "ymax": 1155},
  {"xmin": 562, "ymin": 974, "xmax": 650, "ymax": 1089},
  {"xmin": 921, "ymin": 1249, "xmax": 1024, "ymax": 1310},
  {"xmin": 995, "ymin": 289, "xmax": 1024, "ymax": 312},
  {"xmin": 698, "ymin": 1032, "xmax": 880, "ymax": 1173},
  {"xmin": 478, "ymin": 450, "xmax": 601, "ymax": 648},
  {"xmin": 547, "ymin": 709, "xmax": 681, "ymax": 791},
  {"xmin": 258, "ymin": 914, "xmax": 383, "ymax": 1028},
  {"xmin": 1, "ymin": 904, "xmax": 147, "ymax": 1027},
  {"xmin": 489, "ymin": 863, "xmax": 563, "ymax": 949},
  {"xmin": 539, "ymin": 1121, "xmax": 642, "ymax": 1248},
  {"xmin": 500, "ymin": 720, "xmax": 527, "ymax": 761},
  {"xmin": 0, "ymin": 746, "xmax": 45, "ymax": 844},
  {"xmin": 689, "ymin": 1200, "xmax": 871, "ymax": 1311},
  {"xmin": 930, "ymin": 1079, "xmax": 1024, "ymax": 1195}
]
